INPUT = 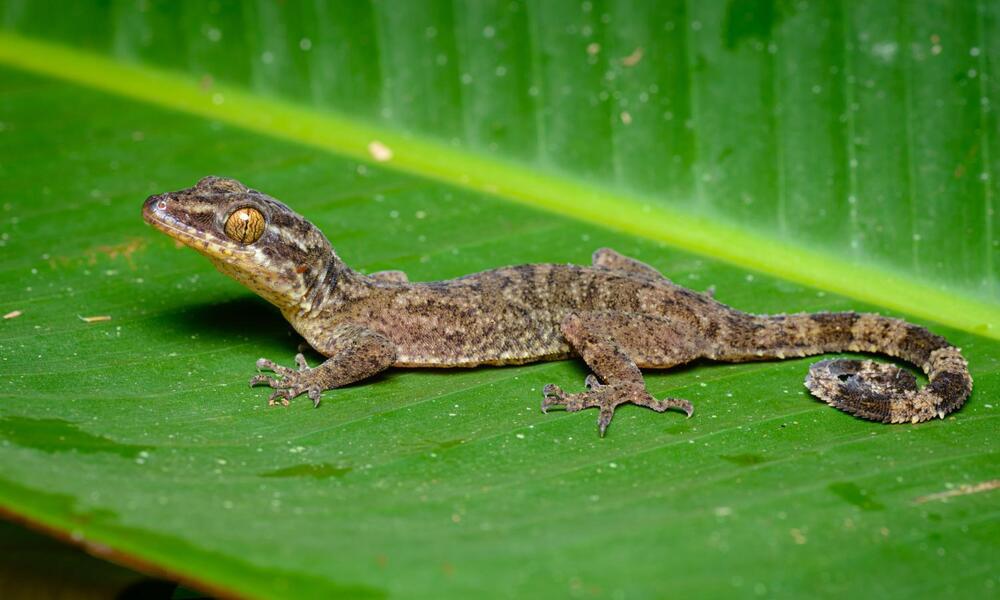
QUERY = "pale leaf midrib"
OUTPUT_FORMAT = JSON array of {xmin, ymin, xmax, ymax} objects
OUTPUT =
[{"xmin": 0, "ymin": 31, "xmax": 995, "ymax": 340}]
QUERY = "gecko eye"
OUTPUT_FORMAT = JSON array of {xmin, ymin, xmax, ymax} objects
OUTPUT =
[{"xmin": 224, "ymin": 207, "xmax": 266, "ymax": 244}]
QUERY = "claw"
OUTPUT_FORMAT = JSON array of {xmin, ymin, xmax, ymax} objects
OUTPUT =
[
  {"xmin": 680, "ymin": 401, "xmax": 694, "ymax": 418},
  {"xmin": 598, "ymin": 406, "xmax": 614, "ymax": 437}
]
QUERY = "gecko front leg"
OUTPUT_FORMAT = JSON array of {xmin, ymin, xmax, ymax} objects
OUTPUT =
[
  {"xmin": 251, "ymin": 324, "xmax": 396, "ymax": 407},
  {"xmin": 542, "ymin": 312, "xmax": 700, "ymax": 436}
]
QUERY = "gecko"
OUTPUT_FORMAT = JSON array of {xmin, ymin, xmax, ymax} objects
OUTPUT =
[{"xmin": 142, "ymin": 177, "xmax": 972, "ymax": 436}]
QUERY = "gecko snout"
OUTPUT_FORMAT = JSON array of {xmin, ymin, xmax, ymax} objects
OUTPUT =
[{"xmin": 142, "ymin": 193, "xmax": 167, "ymax": 223}]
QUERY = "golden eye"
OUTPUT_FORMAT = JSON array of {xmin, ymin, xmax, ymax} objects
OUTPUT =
[{"xmin": 224, "ymin": 207, "xmax": 265, "ymax": 244}]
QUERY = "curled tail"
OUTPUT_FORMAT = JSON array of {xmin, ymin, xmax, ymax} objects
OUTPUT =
[
  {"xmin": 720, "ymin": 312, "xmax": 972, "ymax": 423},
  {"xmin": 803, "ymin": 313, "xmax": 971, "ymax": 423}
]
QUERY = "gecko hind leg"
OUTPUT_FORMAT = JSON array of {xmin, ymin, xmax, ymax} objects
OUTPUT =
[
  {"xmin": 542, "ymin": 312, "xmax": 699, "ymax": 436},
  {"xmin": 592, "ymin": 248, "xmax": 717, "ymax": 297},
  {"xmin": 369, "ymin": 269, "xmax": 408, "ymax": 283},
  {"xmin": 592, "ymin": 248, "xmax": 671, "ymax": 283}
]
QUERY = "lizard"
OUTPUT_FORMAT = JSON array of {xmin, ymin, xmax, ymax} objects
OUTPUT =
[{"xmin": 142, "ymin": 177, "xmax": 973, "ymax": 436}]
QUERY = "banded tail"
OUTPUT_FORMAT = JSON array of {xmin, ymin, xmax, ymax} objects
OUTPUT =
[{"xmin": 720, "ymin": 311, "xmax": 972, "ymax": 423}]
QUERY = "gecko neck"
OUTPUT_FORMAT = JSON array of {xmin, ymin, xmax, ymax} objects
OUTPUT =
[
  {"xmin": 282, "ymin": 252, "xmax": 367, "ymax": 320},
  {"xmin": 280, "ymin": 256, "xmax": 387, "ymax": 354}
]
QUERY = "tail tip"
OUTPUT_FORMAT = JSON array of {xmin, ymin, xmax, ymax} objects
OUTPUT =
[{"xmin": 805, "ymin": 359, "xmax": 921, "ymax": 422}]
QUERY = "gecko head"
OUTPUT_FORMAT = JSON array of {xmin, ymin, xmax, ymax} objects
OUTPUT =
[{"xmin": 143, "ymin": 176, "xmax": 337, "ymax": 310}]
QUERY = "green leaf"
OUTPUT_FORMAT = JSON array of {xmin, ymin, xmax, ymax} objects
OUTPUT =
[{"xmin": 0, "ymin": 2, "xmax": 997, "ymax": 599}]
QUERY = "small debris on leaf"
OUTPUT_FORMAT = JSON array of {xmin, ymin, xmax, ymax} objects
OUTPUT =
[
  {"xmin": 622, "ymin": 47, "xmax": 644, "ymax": 66},
  {"xmin": 78, "ymin": 314, "xmax": 112, "ymax": 323},
  {"xmin": 367, "ymin": 140, "xmax": 393, "ymax": 162}
]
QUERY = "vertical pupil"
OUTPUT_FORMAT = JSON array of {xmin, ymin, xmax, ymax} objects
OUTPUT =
[
  {"xmin": 239, "ymin": 212, "xmax": 251, "ymax": 241},
  {"xmin": 228, "ymin": 208, "xmax": 262, "ymax": 243}
]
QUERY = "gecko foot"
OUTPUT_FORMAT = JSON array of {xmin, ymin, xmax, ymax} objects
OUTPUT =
[
  {"xmin": 249, "ymin": 354, "xmax": 324, "ymax": 407},
  {"xmin": 541, "ymin": 375, "xmax": 693, "ymax": 437}
]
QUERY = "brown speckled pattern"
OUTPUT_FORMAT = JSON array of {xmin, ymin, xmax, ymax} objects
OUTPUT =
[{"xmin": 143, "ymin": 178, "xmax": 973, "ymax": 435}]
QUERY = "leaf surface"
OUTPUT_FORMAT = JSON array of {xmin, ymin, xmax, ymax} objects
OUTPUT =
[{"xmin": 0, "ymin": 3, "xmax": 997, "ymax": 599}]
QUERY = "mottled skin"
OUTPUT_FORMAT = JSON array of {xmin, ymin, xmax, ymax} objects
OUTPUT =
[{"xmin": 143, "ymin": 177, "xmax": 973, "ymax": 435}]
